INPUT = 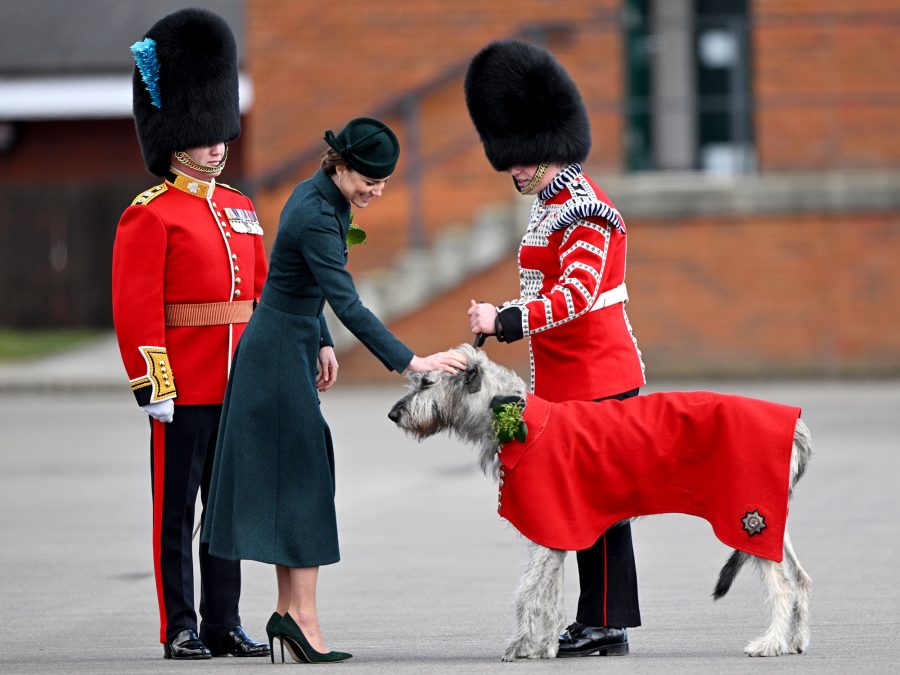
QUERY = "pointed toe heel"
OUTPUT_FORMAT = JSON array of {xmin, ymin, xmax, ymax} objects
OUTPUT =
[{"xmin": 280, "ymin": 613, "xmax": 352, "ymax": 663}]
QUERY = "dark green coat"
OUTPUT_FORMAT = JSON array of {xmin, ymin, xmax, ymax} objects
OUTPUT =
[{"xmin": 202, "ymin": 170, "xmax": 413, "ymax": 566}]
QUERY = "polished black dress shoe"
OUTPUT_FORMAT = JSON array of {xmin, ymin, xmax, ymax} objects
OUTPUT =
[
  {"xmin": 204, "ymin": 625, "xmax": 271, "ymax": 657},
  {"xmin": 557, "ymin": 622, "xmax": 628, "ymax": 657},
  {"xmin": 163, "ymin": 628, "xmax": 212, "ymax": 660}
]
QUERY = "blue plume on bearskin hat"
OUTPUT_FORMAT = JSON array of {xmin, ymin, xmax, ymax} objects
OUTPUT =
[
  {"xmin": 130, "ymin": 38, "xmax": 162, "ymax": 109},
  {"xmin": 464, "ymin": 40, "xmax": 591, "ymax": 172},
  {"xmin": 131, "ymin": 8, "xmax": 240, "ymax": 177}
]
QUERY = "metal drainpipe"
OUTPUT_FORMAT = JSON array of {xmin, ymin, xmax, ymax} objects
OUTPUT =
[
  {"xmin": 729, "ymin": 15, "xmax": 750, "ymax": 173},
  {"xmin": 403, "ymin": 97, "xmax": 426, "ymax": 249}
]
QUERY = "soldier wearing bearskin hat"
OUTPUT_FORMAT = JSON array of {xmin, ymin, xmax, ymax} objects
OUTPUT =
[
  {"xmin": 465, "ymin": 40, "xmax": 646, "ymax": 657},
  {"xmin": 111, "ymin": 8, "xmax": 269, "ymax": 660}
]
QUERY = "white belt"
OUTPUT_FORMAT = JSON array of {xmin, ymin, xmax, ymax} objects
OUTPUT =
[{"xmin": 589, "ymin": 283, "xmax": 628, "ymax": 312}]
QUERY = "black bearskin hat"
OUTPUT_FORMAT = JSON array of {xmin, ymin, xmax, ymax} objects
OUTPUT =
[
  {"xmin": 131, "ymin": 8, "xmax": 240, "ymax": 177},
  {"xmin": 464, "ymin": 40, "xmax": 591, "ymax": 171}
]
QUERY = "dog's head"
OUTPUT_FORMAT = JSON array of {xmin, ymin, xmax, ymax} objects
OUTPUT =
[{"xmin": 387, "ymin": 343, "xmax": 525, "ymax": 447}]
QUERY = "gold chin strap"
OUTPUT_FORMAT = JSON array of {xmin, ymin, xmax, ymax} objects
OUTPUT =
[
  {"xmin": 517, "ymin": 162, "xmax": 550, "ymax": 195},
  {"xmin": 173, "ymin": 145, "xmax": 228, "ymax": 174}
]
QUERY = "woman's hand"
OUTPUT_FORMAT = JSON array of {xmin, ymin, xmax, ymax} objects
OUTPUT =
[
  {"xmin": 407, "ymin": 350, "xmax": 468, "ymax": 374},
  {"xmin": 316, "ymin": 346, "xmax": 338, "ymax": 391},
  {"xmin": 468, "ymin": 299, "xmax": 498, "ymax": 336}
]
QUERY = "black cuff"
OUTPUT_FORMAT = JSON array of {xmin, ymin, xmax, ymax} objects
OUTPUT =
[
  {"xmin": 496, "ymin": 306, "xmax": 524, "ymax": 343},
  {"xmin": 132, "ymin": 382, "xmax": 152, "ymax": 407}
]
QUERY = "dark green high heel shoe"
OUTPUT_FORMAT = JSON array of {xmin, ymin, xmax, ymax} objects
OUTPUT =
[
  {"xmin": 280, "ymin": 613, "xmax": 352, "ymax": 663},
  {"xmin": 265, "ymin": 612, "xmax": 283, "ymax": 664}
]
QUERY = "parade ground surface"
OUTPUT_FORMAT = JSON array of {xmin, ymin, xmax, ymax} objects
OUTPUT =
[{"xmin": 1, "ymin": 337, "xmax": 898, "ymax": 673}]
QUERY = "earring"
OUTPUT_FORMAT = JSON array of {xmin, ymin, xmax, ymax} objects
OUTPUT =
[{"xmin": 338, "ymin": 172, "xmax": 345, "ymax": 183}]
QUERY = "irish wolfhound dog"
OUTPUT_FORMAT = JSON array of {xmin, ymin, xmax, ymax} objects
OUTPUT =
[{"xmin": 387, "ymin": 344, "xmax": 812, "ymax": 661}]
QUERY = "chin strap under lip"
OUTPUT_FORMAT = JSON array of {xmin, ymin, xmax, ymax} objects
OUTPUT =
[
  {"xmin": 515, "ymin": 162, "xmax": 550, "ymax": 195},
  {"xmin": 173, "ymin": 145, "xmax": 228, "ymax": 174}
]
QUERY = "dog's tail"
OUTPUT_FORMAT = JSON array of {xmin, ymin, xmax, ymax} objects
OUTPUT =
[{"xmin": 712, "ymin": 550, "xmax": 749, "ymax": 600}]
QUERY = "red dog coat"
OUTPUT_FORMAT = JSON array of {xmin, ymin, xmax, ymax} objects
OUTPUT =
[{"xmin": 497, "ymin": 392, "xmax": 801, "ymax": 562}]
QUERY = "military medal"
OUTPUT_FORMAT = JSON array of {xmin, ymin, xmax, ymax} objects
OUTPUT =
[{"xmin": 224, "ymin": 207, "xmax": 263, "ymax": 235}]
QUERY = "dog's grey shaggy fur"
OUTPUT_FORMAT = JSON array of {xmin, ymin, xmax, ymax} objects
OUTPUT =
[{"xmin": 388, "ymin": 344, "xmax": 813, "ymax": 660}]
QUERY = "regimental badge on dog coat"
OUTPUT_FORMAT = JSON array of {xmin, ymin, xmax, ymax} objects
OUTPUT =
[{"xmin": 497, "ymin": 392, "xmax": 801, "ymax": 562}]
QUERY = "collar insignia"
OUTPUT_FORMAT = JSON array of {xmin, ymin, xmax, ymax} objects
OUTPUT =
[{"xmin": 169, "ymin": 173, "xmax": 214, "ymax": 199}]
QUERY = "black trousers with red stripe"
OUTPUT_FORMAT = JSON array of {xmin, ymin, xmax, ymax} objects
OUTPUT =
[
  {"xmin": 574, "ymin": 388, "xmax": 642, "ymax": 628},
  {"xmin": 149, "ymin": 405, "xmax": 241, "ymax": 644}
]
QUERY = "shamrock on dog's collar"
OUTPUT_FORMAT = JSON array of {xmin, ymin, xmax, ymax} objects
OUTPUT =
[{"xmin": 490, "ymin": 395, "xmax": 527, "ymax": 444}]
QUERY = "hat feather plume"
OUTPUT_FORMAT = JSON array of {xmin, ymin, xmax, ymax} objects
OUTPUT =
[{"xmin": 130, "ymin": 38, "xmax": 162, "ymax": 109}]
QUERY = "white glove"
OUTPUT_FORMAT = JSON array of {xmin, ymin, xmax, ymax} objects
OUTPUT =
[{"xmin": 142, "ymin": 399, "xmax": 175, "ymax": 423}]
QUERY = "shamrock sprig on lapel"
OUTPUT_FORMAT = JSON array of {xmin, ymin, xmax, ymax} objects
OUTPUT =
[
  {"xmin": 491, "ymin": 396, "xmax": 527, "ymax": 444},
  {"xmin": 347, "ymin": 211, "xmax": 367, "ymax": 248}
]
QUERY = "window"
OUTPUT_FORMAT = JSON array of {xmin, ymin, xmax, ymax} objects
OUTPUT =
[{"xmin": 624, "ymin": 0, "xmax": 752, "ymax": 173}]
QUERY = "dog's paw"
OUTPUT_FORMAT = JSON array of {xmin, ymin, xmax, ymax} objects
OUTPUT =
[
  {"xmin": 502, "ymin": 638, "xmax": 546, "ymax": 661},
  {"xmin": 540, "ymin": 642, "xmax": 559, "ymax": 659},
  {"xmin": 501, "ymin": 641, "xmax": 524, "ymax": 662},
  {"xmin": 745, "ymin": 635, "xmax": 789, "ymax": 657},
  {"xmin": 501, "ymin": 648, "xmax": 535, "ymax": 661},
  {"xmin": 789, "ymin": 629, "xmax": 810, "ymax": 654}
]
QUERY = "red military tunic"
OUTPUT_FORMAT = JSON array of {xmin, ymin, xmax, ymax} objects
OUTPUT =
[
  {"xmin": 497, "ymin": 392, "xmax": 801, "ymax": 562},
  {"xmin": 112, "ymin": 173, "xmax": 268, "ymax": 406},
  {"xmin": 496, "ymin": 164, "xmax": 645, "ymax": 402}
]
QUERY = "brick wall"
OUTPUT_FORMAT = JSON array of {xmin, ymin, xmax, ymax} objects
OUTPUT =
[
  {"xmin": 754, "ymin": 0, "xmax": 900, "ymax": 169},
  {"xmin": 245, "ymin": 0, "xmax": 622, "ymax": 256},
  {"xmin": 627, "ymin": 210, "xmax": 900, "ymax": 377},
  {"xmin": 245, "ymin": 1, "xmax": 617, "ymax": 173},
  {"xmin": 339, "ymin": 209, "xmax": 900, "ymax": 382},
  {"xmin": 244, "ymin": 1, "xmax": 900, "ymax": 382},
  {"xmin": 246, "ymin": 2, "xmax": 900, "ymax": 192}
]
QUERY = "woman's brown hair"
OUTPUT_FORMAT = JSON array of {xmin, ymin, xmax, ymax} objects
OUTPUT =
[{"xmin": 320, "ymin": 148, "xmax": 344, "ymax": 176}]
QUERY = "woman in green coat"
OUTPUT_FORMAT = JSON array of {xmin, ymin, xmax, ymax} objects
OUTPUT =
[{"xmin": 202, "ymin": 118, "xmax": 465, "ymax": 663}]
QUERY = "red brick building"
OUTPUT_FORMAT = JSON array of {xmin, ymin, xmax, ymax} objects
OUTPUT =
[
  {"xmin": 241, "ymin": 0, "xmax": 900, "ymax": 379},
  {"xmin": 2, "ymin": 1, "xmax": 898, "ymax": 378}
]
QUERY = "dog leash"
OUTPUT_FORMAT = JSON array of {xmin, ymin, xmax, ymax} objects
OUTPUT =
[{"xmin": 473, "ymin": 298, "xmax": 491, "ymax": 348}]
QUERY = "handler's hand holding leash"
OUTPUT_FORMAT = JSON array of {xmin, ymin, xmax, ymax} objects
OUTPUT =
[{"xmin": 469, "ymin": 299, "xmax": 498, "ymax": 348}]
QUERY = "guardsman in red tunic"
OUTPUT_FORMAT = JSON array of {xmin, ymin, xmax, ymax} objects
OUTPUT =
[
  {"xmin": 112, "ymin": 8, "xmax": 269, "ymax": 660},
  {"xmin": 465, "ymin": 40, "xmax": 645, "ymax": 657}
]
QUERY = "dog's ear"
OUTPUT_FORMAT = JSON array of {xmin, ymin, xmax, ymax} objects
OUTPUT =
[{"xmin": 462, "ymin": 363, "xmax": 483, "ymax": 393}]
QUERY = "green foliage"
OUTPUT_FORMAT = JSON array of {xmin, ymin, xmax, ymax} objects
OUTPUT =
[
  {"xmin": 347, "ymin": 211, "xmax": 367, "ymax": 248},
  {"xmin": 492, "ymin": 400, "xmax": 528, "ymax": 444},
  {"xmin": 0, "ymin": 329, "xmax": 103, "ymax": 361}
]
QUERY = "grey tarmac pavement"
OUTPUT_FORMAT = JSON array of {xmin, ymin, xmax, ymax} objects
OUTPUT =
[{"xmin": 1, "ymin": 348, "xmax": 899, "ymax": 673}]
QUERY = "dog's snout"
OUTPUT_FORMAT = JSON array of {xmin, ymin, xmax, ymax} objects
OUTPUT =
[{"xmin": 388, "ymin": 403, "xmax": 403, "ymax": 424}]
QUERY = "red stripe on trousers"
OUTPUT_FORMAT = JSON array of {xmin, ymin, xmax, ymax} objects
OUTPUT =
[
  {"xmin": 602, "ymin": 534, "xmax": 608, "ymax": 626},
  {"xmin": 152, "ymin": 420, "xmax": 168, "ymax": 643}
]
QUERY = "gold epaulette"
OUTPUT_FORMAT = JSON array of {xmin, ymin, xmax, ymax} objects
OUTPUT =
[
  {"xmin": 131, "ymin": 183, "xmax": 168, "ymax": 206},
  {"xmin": 216, "ymin": 181, "xmax": 245, "ymax": 196}
]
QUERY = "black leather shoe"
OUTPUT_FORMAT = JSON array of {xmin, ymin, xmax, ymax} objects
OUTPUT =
[
  {"xmin": 205, "ymin": 625, "xmax": 271, "ymax": 658},
  {"xmin": 557, "ymin": 622, "xmax": 629, "ymax": 657},
  {"xmin": 163, "ymin": 629, "xmax": 212, "ymax": 660}
]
